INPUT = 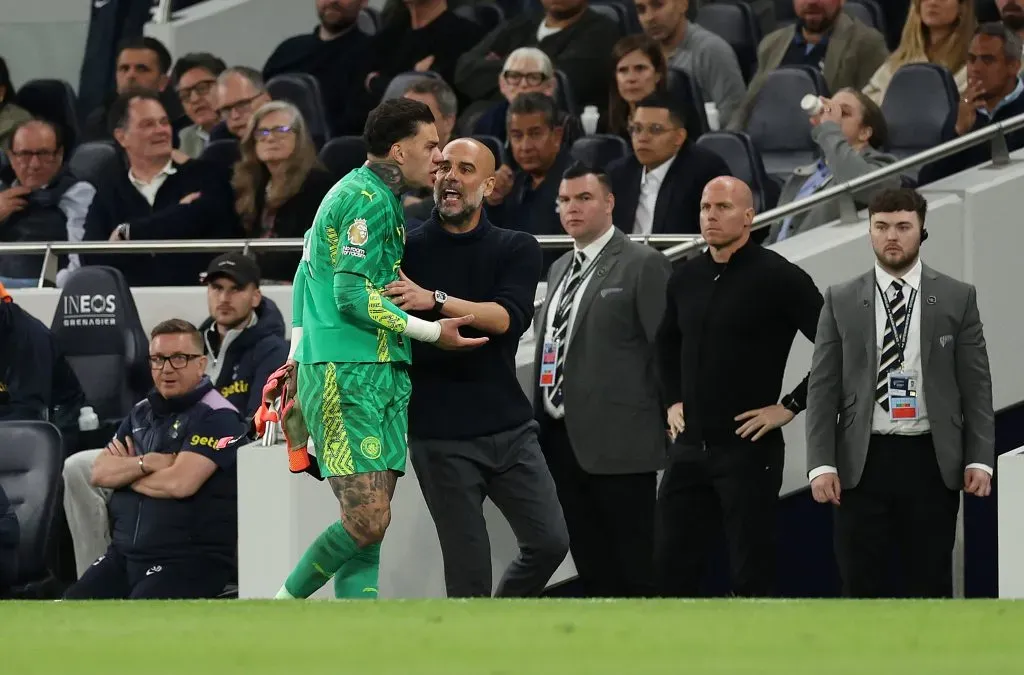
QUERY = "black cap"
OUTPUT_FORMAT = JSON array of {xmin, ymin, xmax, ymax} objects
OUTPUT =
[{"xmin": 202, "ymin": 252, "xmax": 261, "ymax": 287}]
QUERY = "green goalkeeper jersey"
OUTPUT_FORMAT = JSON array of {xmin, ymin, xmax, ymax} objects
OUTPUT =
[{"xmin": 292, "ymin": 166, "xmax": 410, "ymax": 365}]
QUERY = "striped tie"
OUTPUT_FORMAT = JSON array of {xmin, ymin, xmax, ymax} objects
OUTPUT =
[
  {"xmin": 547, "ymin": 251, "xmax": 586, "ymax": 409},
  {"xmin": 876, "ymin": 280, "xmax": 907, "ymax": 412}
]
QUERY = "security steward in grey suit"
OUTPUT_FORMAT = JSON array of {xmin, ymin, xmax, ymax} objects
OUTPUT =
[
  {"xmin": 534, "ymin": 161, "xmax": 672, "ymax": 597},
  {"xmin": 806, "ymin": 187, "xmax": 994, "ymax": 598}
]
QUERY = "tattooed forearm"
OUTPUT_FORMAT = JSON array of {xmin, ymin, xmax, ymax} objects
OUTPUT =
[
  {"xmin": 366, "ymin": 160, "xmax": 406, "ymax": 196},
  {"xmin": 329, "ymin": 470, "xmax": 398, "ymax": 545}
]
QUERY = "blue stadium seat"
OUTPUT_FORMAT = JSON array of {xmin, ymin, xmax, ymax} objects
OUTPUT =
[
  {"xmin": 15, "ymin": 79, "xmax": 81, "ymax": 151},
  {"xmin": 590, "ymin": 3, "xmax": 626, "ymax": 31},
  {"xmin": 319, "ymin": 136, "xmax": 368, "ymax": 180},
  {"xmin": 357, "ymin": 7, "xmax": 380, "ymax": 35},
  {"xmin": 696, "ymin": 2, "xmax": 761, "ymax": 83},
  {"xmin": 266, "ymin": 74, "xmax": 331, "ymax": 148},
  {"xmin": 846, "ymin": 0, "xmax": 886, "ymax": 34},
  {"xmin": 454, "ymin": 0, "xmax": 505, "ymax": 31},
  {"xmin": 68, "ymin": 140, "xmax": 119, "ymax": 187},
  {"xmin": 882, "ymin": 64, "xmax": 958, "ymax": 162},
  {"xmin": 554, "ymin": 70, "xmax": 578, "ymax": 116},
  {"xmin": 744, "ymin": 66, "xmax": 829, "ymax": 178},
  {"xmin": 570, "ymin": 134, "xmax": 630, "ymax": 169},
  {"xmin": 382, "ymin": 71, "xmax": 443, "ymax": 103},
  {"xmin": 666, "ymin": 68, "xmax": 710, "ymax": 140},
  {"xmin": 696, "ymin": 131, "xmax": 777, "ymax": 212}
]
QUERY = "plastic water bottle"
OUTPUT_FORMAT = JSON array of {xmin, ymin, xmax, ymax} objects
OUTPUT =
[
  {"xmin": 801, "ymin": 94, "xmax": 824, "ymax": 116},
  {"xmin": 78, "ymin": 406, "xmax": 99, "ymax": 432},
  {"xmin": 581, "ymin": 105, "xmax": 600, "ymax": 135},
  {"xmin": 704, "ymin": 102, "xmax": 720, "ymax": 131}
]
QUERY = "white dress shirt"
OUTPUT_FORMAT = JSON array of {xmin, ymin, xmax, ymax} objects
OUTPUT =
[
  {"xmin": 542, "ymin": 224, "xmax": 616, "ymax": 419},
  {"xmin": 809, "ymin": 258, "xmax": 991, "ymax": 482},
  {"xmin": 632, "ymin": 154, "xmax": 675, "ymax": 235},
  {"xmin": 128, "ymin": 160, "xmax": 177, "ymax": 206}
]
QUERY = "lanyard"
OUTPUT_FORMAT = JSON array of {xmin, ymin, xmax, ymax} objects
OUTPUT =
[
  {"xmin": 552, "ymin": 247, "xmax": 607, "ymax": 336},
  {"xmin": 876, "ymin": 281, "xmax": 917, "ymax": 368}
]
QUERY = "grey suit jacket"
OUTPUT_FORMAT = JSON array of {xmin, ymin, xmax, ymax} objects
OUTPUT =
[
  {"xmin": 533, "ymin": 228, "xmax": 672, "ymax": 475},
  {"xmin": 805, "ymin": 264, "xmax": 995, "ymax": 491},
  {"xmin": 178, "ymin": 124, "xmax": 209, "ymax": 160},
  {"xmin": 728, "ymin": 12, "xmax": 889, "ymax": 131},
  {"xmin": 767, "ymin": 122, "xmax": 900, "ymax": 243}
]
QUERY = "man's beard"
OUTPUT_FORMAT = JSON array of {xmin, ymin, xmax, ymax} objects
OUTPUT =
[
  {"xmin": 1004, "ymin": 4, "xmax": 1024, "ymax": 33},
  {"xmin": 436, "ymin": 185, "xmax": 484, "ymax": 226},
  {"xmin": 319, "ymin": 5, "xmax": 357, "ymax": 33},
  {"xmin": 800, "ymin": 7, "xmax": 838, "ymax": 34}
]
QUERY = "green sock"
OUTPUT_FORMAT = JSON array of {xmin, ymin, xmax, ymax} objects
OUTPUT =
[
  {"xmin": 283, "ymin": 521, "xmax": 360, "ymax": 599},
  {"xmin": 333, "ymin": 542, "xmax": 381, "ymax": 599}
]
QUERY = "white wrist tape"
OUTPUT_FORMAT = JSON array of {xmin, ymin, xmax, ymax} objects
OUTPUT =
[
  {"xmin": 288, "ymin": 326, "xmax": 303, "ymax": 359},
  {"xmin": 403, "ymin": 315, "xmax": 441, "ymax": 343}
]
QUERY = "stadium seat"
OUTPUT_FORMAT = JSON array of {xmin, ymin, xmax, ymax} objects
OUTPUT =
[
  {"xmin": 381, "ymin": 70, "xmax": 443, "ymax": 103},
  {"xmin": 845, "ymin": 0, "xmax": 886, "ymax": 34},
  {"xmin": 666, "ymin": 68, "xmax": 710, "ymax": 140},
  {"xmin": 50, "ymin": 266, "xmax": 152, "ymax": 424},
  {"xmin": 695, "ymin": 2, "xmax": 761, "ymax": 83},
  {"xmin": 773, "ymin": 0, "xmax": 797, "ymax": 22},
  {"xmin": 266, "ymin": 74, "xmax": 331, "ymax": 148},
  {"xmin": 200, "ymin": 138, "xmax": 241, "ymax": 168},
  {"xmin": 593, "ymin": 0, "xmax": 641, "ymax": 33},
  {"xmin": 882, "ymin": 64, "xmax": 958, "ymax": 165},
  {"xmin": 554, "ymin": 70, "xmax": 579, "ymax": 116},
  {"xmin": 696, "ymin": 131, "xmax": 776, "ymax": 212},
  {"xmin": 0, "ymin": 420, "xmax": 62, "ymax": 596},
  {"xmin": 15, "ymin": 79, "xmax": 81, "ymax": 151},
  {"xmin": 472, "ymin": 134, "xmax": 506, "ymax": 167},
  {"xmin": 68, "ymin": 141, "xmax": 119, "ymax": 187},
  {"xmin": 570, "ymin": 134, "xmax": 630, "ymax": 168},
  {"xmin": 590, "ymin": 3, "xmax": 626, "ymax": 30},
  {"xmin": 454, "ymin": 0, "xmax": 505, "ymax": 31},
  {"xmin": 319, "ymin": 136, "xmax": 368, "ymax": 180},
  {"xmin": 357, "ymin": 7, "xmax": 380, "ymax": 35},
  {"xmin": 744, "ymin": 66, "xmax": 829, "ymax": 178}
]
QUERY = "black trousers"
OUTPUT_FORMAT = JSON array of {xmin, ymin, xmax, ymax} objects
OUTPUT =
[
  {"xmin": 63, "ymin": 546, "xmax": 235, "ymax": 600},
  {"xmin": 541, "ymin": 417, "xmax": 658, "ymax": 598},
  {"xmin": 655, "ymin": 438, "xmax": 785, "ymax": 597},
  {"xmin": 410, "ymin": 421, "xmax": 570, "ymax": 598},
  {"xmin": 834, "ymin": 434, "xmax": 960, "ymax": 598}
]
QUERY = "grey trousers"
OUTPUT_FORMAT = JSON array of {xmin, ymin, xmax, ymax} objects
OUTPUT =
[
  {"xmin": 410, "ymin": 420, "xmax": 569, "ymax": 598},
  {"xmin": 62, "ymin": 448, "xmax": 112, "ymax": 578}
]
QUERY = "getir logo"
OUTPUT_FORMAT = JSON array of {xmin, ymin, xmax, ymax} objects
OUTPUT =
[
  {"xmin": 190, "ymin": 435, "xmax": 220, "ymax": 450},
  {"xmin": 62, "ymin": 294, "xmax": 117, "ymax": 327},
  {"xmin": 220, "ymin": 380, "xmax": 249, "ymax": 399}
]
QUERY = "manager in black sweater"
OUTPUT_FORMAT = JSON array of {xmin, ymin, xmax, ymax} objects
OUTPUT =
[
  {"xmin": 383, "ymin": 138, "xmax": 568, "ymax": 598},
  {"xmin": 654, "ymin": 177, "xmax": 822, "ymax": 598},
  {"xmin": 82, "ymin": 90, "xmax": 240, "ymax": 287}
]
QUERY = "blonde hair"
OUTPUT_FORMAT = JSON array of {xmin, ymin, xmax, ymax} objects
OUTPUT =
[
  {"xmin": 888, "ymin": 0, "xmax": 976, "ymax": 73},
  {"xmin": 232, "ymin": 100, "xmax": 320, "ymax": 233}
]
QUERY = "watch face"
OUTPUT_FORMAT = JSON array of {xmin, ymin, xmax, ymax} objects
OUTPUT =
[{"xmin": 435, "ymin": 291, "xmax": 447, "ymax": 303}]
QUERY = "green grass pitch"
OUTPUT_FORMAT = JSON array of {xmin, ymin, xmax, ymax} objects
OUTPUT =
[{"xmin": 2, "ymin": 599, "xmax": 1023, "ymax": 674}]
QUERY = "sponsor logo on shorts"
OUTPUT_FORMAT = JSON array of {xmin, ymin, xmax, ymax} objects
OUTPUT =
[
  {"xmin": 343, "ymin": 245, "xmax": 366, "ymax": 258},
  {"xmin": 347, "ymin": 218, "xmax": 369, "ymax": 246},
  {"xmin": 360, "ymin": 436, "xmax": 382, "ymax": 460}
]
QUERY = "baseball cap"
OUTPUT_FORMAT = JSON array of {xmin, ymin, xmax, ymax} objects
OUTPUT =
[{"xmin": 202, "ymin": 252, "xmax": 261, "ymax": 287}]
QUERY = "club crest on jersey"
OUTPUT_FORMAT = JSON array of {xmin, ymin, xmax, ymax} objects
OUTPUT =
[{"xmin": 347, "ymin": 219, "xmax": 369, "ymax": 247}]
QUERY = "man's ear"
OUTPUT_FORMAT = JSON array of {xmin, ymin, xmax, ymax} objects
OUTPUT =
[
  {"xmin": 251, "ymin": 287, "xmax": 263, "ymax": 310},
  {"xmin": 552, "ymin": 125, "xmax": 564, "ymax": 146},
  {"xmin": 606, "ymin": 192, "xmax": 615, "ymax": 216},
  {"xmin": 113, "ymin": 127, "xmax": 128, "ymax": 149},
  {"xmin": 482, "ymin": 174, "xmax": 496, "ymax": 199},
  {"xmin": 157, "ymin": 74, "xmax": 170, "ymax": 92},
  {"xmin": 390, "ymin": 142, "xmax": 404, "ymax": 165}
]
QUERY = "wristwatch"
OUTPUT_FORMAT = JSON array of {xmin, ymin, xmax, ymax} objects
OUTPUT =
[
  {"xmin": 116, "ymin": 223, "xmax": 131, "ymax": 240},
  {"xmin": 781, "ymin": 395, "xmax": 803, "ymax": 415},
  {"xmin": 433, "ymin": 290, "xmax": 448, "ymax": 313}
]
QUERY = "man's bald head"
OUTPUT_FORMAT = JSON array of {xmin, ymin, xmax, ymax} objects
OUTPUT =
[
  {"xmin": 434, "ymin": 138, "xmax": 497, "ymax": 228},
  {"xmin": 700, "ymin": 175, "xmax": 755, "ymax": 252}
]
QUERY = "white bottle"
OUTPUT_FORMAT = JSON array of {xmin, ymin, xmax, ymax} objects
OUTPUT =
[
  {"xmin": 581, "ymin": 105, "xmax": 600, "ymax": 135},
  {"xmin": 800, "ymin": 94, "xmax": 824, "ymax": 116},
  {"xmin": 78, "ymin": 406, "xmax": 99, "ymax": 432},
  {"xmin": 704, "ymin": 102, "xmax": 720, "ymax": 131}
]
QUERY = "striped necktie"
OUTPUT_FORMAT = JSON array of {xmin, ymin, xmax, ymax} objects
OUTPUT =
[
  {"xmin": 876, "ymin": 279, "xmax": 908, "ymax": 412},
  {"xmin": 547, "ymin": 251, "xmax": 586, "ymax": 409}
]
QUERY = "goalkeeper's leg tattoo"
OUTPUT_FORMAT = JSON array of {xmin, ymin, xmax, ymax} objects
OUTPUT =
[{"xmin": 329, "ymin": 470, "xmax": 399, "ymax": 547}]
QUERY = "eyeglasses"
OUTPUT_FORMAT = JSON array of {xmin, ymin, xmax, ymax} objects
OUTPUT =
[
  {"xmin": 149, "ymin": 353, "xmax": 203, "ymax": 370},
  {"xmin": 216, "ymin": 94, "xmax": 263, "ymax": 119},
  {"xmin": 9, "ymin": 149, "xmax": 58, "ymax": 162},
  {"xmin": 627, "ymin": 123, "xmax": 674, "ymax": 137},
  {"xmin": 178, "ymin": 79, "xmax": 217, "ymax": 102},
  {"xmin": 254, "ymin": 125, "xmax": 296, "ymax": 141},
  {"xmin": 503, "ymin": 70, "xmax": 548, "ymax": 86}
]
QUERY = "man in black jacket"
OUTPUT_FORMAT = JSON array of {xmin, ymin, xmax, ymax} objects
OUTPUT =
[{"xmin": 81, "ymin": 90, "xmax": 239, "ymax": 286}]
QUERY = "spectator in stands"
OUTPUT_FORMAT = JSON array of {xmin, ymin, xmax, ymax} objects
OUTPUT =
[
  {"xmin": 232, "ymin": 101, "xmax": 335, "ymax": 281},
  {"xmin": 609, "ymin": 94, "xmax": 729, "ymax": 235},
  {"xmin": 0, "ymin": 57, "xmax": 31, "ymax": 148},
  {"xmin": 998, "ymin": 0, "xmax": 1024, "ymax": 53},
  {"xmin": 82, "ymin": 90, "xmax": 239, "ymax": 287},
  {"xmin": 82, "ymin": 37, "xmax": 186, "ymax": 143},
  {"xmin": 0, "ymin": 120, "xmax": 95, "ymax": 288},
  {"xmin": 215, "ymin": 67, "xmax": 273, "ymax": 141},
  {"xmin": 486, "ymin": 93, "xmax": 571, "ymax": 268},
  {"xmin": 728, "ymin": 0, "xmax": 890, "ymax": 131},
  {"xmin": 455, "ymin": 0, "xmax": 622, "ymax": 111},
  {"xmin": 0, "ymin": 482, "xmax": 16, "ymax": 594},
  {"xmin": 361, "ymin": 0, "xmax": 485, "ymax": 103},
  {"xmin": 471, "ymin": 48, "xmax": 558, "ymax": 143},
  {"xmin": 63, "ymin": 319, "xmax": 246, "ymax": 600},
  {"xmin": 634, "ymin": 0, "xmax": 747, "ymax": 128},
  {"xmin": 605, "ymin": 35, "xmax": 669, "ymax": 139},
  {"xmin": 863, "ymin": 0, "xmax": 975, "ymax": 105},
  {"xmin": 264, "ymin": 0, "xmax": 372, "ymax": 136},
  {"xmin": 768, "ymin": 89, "xmax": 898, "ymax": 243},
  {"xmin": 171, "ymin": 53, "xmax": 227, "ymax": 159},
  {"xmin": 402, "ymin": 78, "xmax": 459, "ymax": 224},
  {"xmin": 919, "ymin": 22, "xmax": 1024, "ymax": 183},
  {"xmin": 61, "ymin": 257, "xmax": 286, "ymax": 579}
]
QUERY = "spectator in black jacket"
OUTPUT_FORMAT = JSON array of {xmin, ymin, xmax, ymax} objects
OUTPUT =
[
  {"xmin": 455, "ymin": 0, "xmax": 621, "ymax": 111},
  {"xmin": 0, "ymin": 482, "xmax": 16, "ymax": 595},
  {"xmin": 231, "ymin": 101, "xmax": 335, "ymax": 282},
  {"xmin": 919, "ymin": 23, "xmax": 1024, "ymax": 184},
  {"xmin": 82, "ymin": 90, "xmax": 240, "ymax": 287}
]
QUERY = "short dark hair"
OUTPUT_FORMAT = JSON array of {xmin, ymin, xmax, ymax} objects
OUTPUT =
[
  {"xmin": 107, "ymin": 88, "xmax": 166, "ymax": 133},
  {"xmin": 975, "ymin": 21, "xmax": 1024, "ymax": 60},
  {"xmin": 507, "ymin": 91, "xmax": 561, "ymax": 129},
  {"xmin": 7, "ymin": 119, "xmax": 64, "ymax": 153},
  {"xmin": 0, "ymin": 56, "xmax": 11, "ymax": 103},
  {"xmin": 868, "ymin": 188, "xmax": 928, "ymax": 226},
  {"xmin": 116, "ymin": 36, "xmax": 173, "ymax": 74},
  {"xmin": 363, "ymin": 98, "xmax": 435, "ymax": 157},
  {"xmin": 404, "ymin": 78, "xmax": 458, "ymax": 119},
  {"xmin": 635, "ymin": 93, "xmax": 686, "ymax": 129},
  {"xmin": 837, "ymin": 88, "xmax": 889, "ymax": 151},
  {"xmin": 150, "ymin": 318, "xmax": 203, "ymax": 352},
  {"xmin": 562, "ymin": 161, "xmax": 613, "ymax": 194},
  {"xmin": 171, "ymin": 52, "xmax": 227, "ymax": 86}
]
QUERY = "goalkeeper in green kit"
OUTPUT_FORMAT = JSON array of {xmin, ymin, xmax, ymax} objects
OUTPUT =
[{"xmin": 258, "ymin": 99, "xmax": 487, "ymax": 600}]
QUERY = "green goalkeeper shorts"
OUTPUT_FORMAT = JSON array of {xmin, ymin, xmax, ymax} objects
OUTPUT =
[{"xmin": 296, "ymin": 361, "xmax": 411, "ymax": 478}]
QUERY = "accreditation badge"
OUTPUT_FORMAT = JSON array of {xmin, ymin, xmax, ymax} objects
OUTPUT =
[
  {"xmin": 888, "ymin": 370, "xmax": 920, "ymax": 421},
  {"xmin": 539, "ymin": 340, "xmax": 558, "ymax": 388}
]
